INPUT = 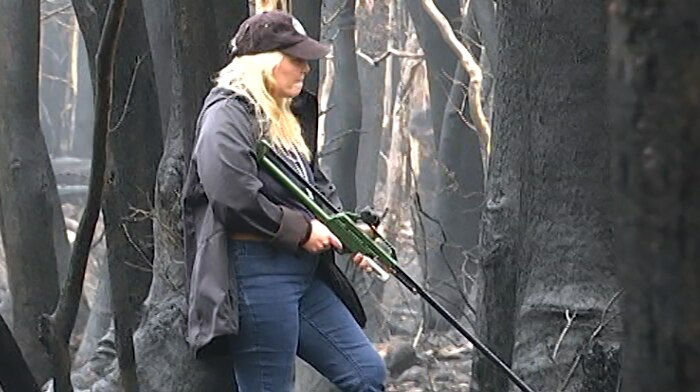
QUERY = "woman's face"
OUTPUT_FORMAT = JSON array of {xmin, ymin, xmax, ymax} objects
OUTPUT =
[{"xmin": 270, "ymin": 54, "xmax": 310, "ymax": 98}]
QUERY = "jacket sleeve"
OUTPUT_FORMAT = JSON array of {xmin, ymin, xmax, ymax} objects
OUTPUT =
[{"xmin": 195, "ymin": 100, "xmax": 309, "ymax": 252}]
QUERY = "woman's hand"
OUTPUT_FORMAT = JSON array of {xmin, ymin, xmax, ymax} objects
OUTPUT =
[
  {"xmin": 301, "ymin": 219, "xmax": 343, "ymax": 253},
  {"xmin": 301, "ymin": 220, "xmax": 376, "ymax": 274},
  {"xmin": 352, "ymin": 253, "xmax": 376, "ymax": 274}
]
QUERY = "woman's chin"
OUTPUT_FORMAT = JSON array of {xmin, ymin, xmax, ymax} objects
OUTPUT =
[
  {"xmin": 293, "ymin": 84, "xmax": 304, "ymax": 95},
  {"xmin": 273, "ymin": 83, "xmax": 304, "ymax": 99}
]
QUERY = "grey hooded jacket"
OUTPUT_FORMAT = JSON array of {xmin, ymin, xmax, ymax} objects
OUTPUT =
[{"xmin": 182, "ymin": 87, "xmax": 366, "ymax": 356}]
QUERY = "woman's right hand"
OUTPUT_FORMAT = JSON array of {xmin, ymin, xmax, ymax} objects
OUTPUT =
[{"xmin": 301, "ymin": 219, "xmax": 342, "ymax": 253}]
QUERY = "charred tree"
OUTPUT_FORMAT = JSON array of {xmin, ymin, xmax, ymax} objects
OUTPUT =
[
  {"xmin": 0, "ymin": 0, "xmax": 61, "ymax": 384},
  {"xmin": 39, "ymin": 0, "xmax": 127, "ymax": 390},
  {"xmin": 610, "ymin": 1, "xmax": 700, "ymax": 391},
  {"xmin": 72, "ymin": 0, "xmax": 163, "ymax": 389},
  {"xmin": 355, "ymin": 0, "xmax": 391, "ymax": 214},
  {"xmin": 141, "ymin": 1, "xmax": 172, "ymax": 136},
  {"xmin": 471, "ymin": 3, "xmax": 525, "ymax": 388},
  {"xmin": 0, "ymin": 313, "xmax": 40, "ymax": 392},
  {"xmin": 321, "ymin": 0, "xmax": 361, "ymax": 209},
  {"xmin": 474, "ymin": 2, "xmax": 621, "ymax": 391}
]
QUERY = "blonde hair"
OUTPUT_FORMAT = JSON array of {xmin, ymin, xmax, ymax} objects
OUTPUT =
[
  {"xmin": 255, "ymin": 0, "xmax": 287, "ymax": 13},
  {"xmin": 215, "ymin": 51, "xmax": 310, "ymax": 159}
]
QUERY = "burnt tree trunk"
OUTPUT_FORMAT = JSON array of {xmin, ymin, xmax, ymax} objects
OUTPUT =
[
  {"xmin": 0, "ymin": 0, "xmax": 61, "ymax": 384},
  {"xmin": 40, "ymin": 0, "xmax": 128, "ymax": 390},
  {"xmin": 355, "ymin": 0, "xmax": 390, "ymax": 215},
  {"xmin": 72, "ymin": 0, "xmax": 163, "ymax": 389},
  {"xmin": 0, "ymin": 313, "xmax": 40, "ymax": 392},
  {"xmin": 322, "ymin": 0, "xmax": 361, "ymax": 210},
  {"xmin": 475, "ymin": 2, "xmax": 621, "ymax": 391},
  {"xmin": 471, "ymin": 2, "xmax": 526, "ymax": 388},
  {"xmin": 610, "ymin": 1, "xmax": 700, "ymax": 391},
  {"xmin": 141, "ymin": 1, "xmax": 171, "ymax": 137}
]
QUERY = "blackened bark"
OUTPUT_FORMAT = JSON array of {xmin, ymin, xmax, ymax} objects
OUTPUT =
[
  {"xmin": 476, "ymin": 2, "xmax": 621, "ymax": 392},
  {"xmin": 101, "ymin": 1, "xmax": 161, "ymax": 388},
  {"xmin": 610, "ymin": 2, "xmax": 700, "ymax": 391},
  {"xmin": 346, "ymin": 0, "xmax": 392, "ymax": 341},
  {"xmin": 141, "ymin": 1, "xmax": 172, "ymax": 136},
  {"xmin": 322, "ymin": 0, "xmax": 361, "ymax": 210},
  {"xmin": 355, "ymin": 0, "xmax": 390, "ymax": 212},
  {"xmin": 406, "ymin": 0, "xmax": 460, "ymax": 147},
  {"xmin": 0, "ymin": 0, "xmax": 60, "ymax": 384},
  {"xmin": 212, "ymin": 1, "xmax": 248, "ymax": 69},
  {"xmin": 141, "ymin": 0, "xmax": 245, "ymax": 139},
  {"xmin": 72, "ymin": 1, "xmax": 163, "ymax": 389},
  {"xmin": 0, "ymin": 313, "xmax": 40, "ymax": 392},
  {"xmin": 508, "ymin": 2, "xmax": 620, "ymax": 391},
  {"xmin": 146, "ymin": 0, "xmax": 220, "ymax": 305},
  {"xmin": 471, "ymin": 2, "xmax": 528, "ymax": 389}
]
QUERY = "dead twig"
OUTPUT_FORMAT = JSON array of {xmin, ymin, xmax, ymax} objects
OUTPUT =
[
  {"xmin": 41, "ymin": 3, "xmax": 72, "ymax": 22},
  {"xmin": 111, "ymin": 53, "xmax": 147, "ymax": 132},
  {"xmin": 557, "ymin": 290, "xmax": 623, "ymax": 392},
  {"xmin": 356, "ymin": 47, "xmax": 424, "ymax": 67},
  {"xmin": 322, "ymin": 0, "xmax": 348, "ymax": 26},
  {"xmin": 552, "ymin": 309, "xmax": 577, "ymax": 362}
]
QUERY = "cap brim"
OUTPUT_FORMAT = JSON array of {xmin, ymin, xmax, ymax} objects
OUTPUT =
[{"xmin": 282, "ymin": 38, "xmax": 330, "ymax": 61}]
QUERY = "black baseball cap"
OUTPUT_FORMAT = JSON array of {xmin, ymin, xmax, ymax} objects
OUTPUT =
[{"xmin": 230, "ymin": 10, "xmax": 330, "ymax": 61}]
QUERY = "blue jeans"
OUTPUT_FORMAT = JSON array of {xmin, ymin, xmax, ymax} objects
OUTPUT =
[{"xmin": 229, "ymin": 240, "xmax": 386, "ymax": 392}]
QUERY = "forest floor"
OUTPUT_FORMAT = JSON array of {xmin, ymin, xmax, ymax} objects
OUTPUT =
[{"xmin": 378, "ymin": 222, "xmax": 476, "ymax": 392}]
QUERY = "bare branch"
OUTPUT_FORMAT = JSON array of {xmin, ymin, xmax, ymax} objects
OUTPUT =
[
  {"xmin": 556, "ymin": 290, "xmax": 623, "ymax": 392},
  {"xmin": 552, "ymin": 309, "xmax": 577, "ymax": 362},
  {"xmin": 120, "ymin": 221, "xmax": 154, "ymax": 272},
  {"xmin": 41, "ymin": 3, "xmax": 72, "ymax": 22},
  {"xmin": 111, "ymin": 53, "xmax": 147, "ymax": 132},
  {"xmin": 420, "ymin": 0, "xmax": 491, "ymax": 159},
  {"xmin": 322, "ymin": 0, "xmax": 348, "ymax": 25},
  {"xmin": 356, "ymin": 47, "xmax": 424, "ymax": 67}
]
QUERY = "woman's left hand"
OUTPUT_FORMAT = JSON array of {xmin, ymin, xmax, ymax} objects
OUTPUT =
[{"xmin": 352, "ymin": 253, "xmax": 375, "ymax": 274}]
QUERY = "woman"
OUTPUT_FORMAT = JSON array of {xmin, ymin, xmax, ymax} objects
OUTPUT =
[{"xmin": 182, "ymin": 10, "xmax": 386, "ymax": 392}]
